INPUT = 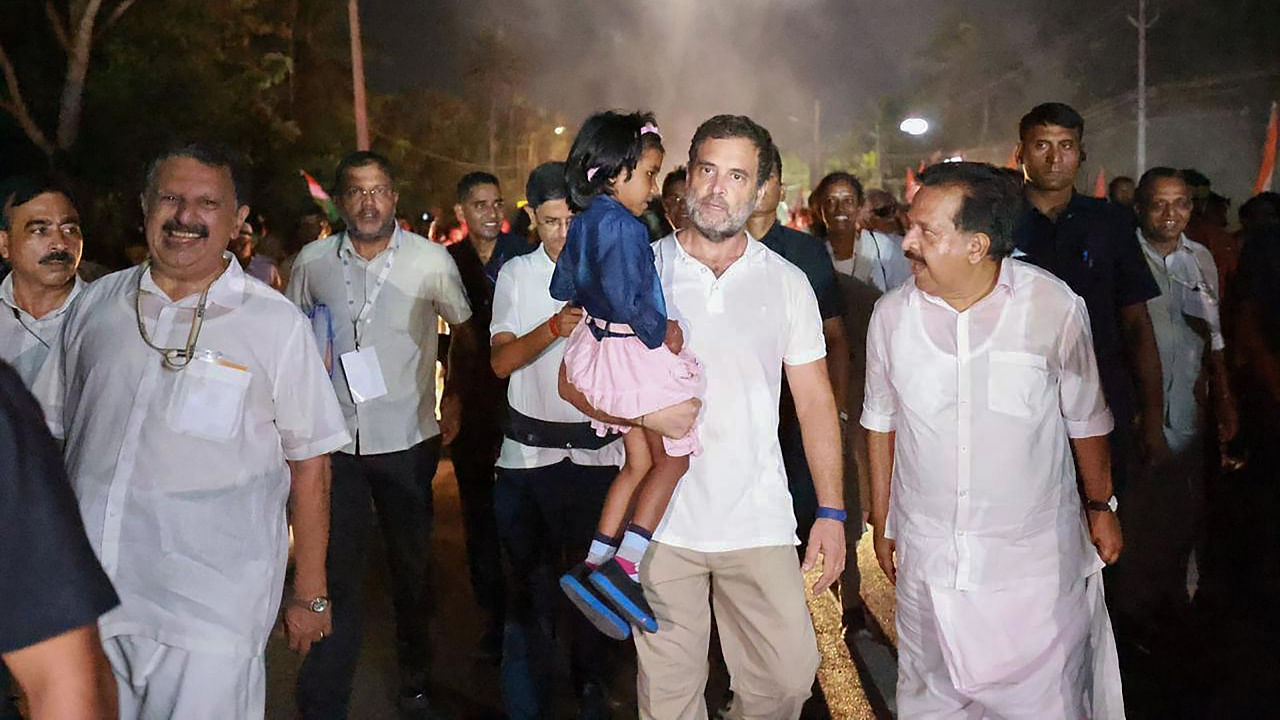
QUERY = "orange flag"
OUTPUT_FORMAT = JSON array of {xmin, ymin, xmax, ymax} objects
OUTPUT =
[
  {"xmin": 1254, "ymin": 101, "xmax": 1278, "ymax": 194},
  {"xmin": 1006, "ymin": 144, "xmax": 1020, "ymax": 170},
  {"xmin": 1093, "ymin": 167, "xmax": 1107, "ymax": 198},
  {"xmin": 905, "ymin": 167, "xmax": 921, "ymax": 203}
]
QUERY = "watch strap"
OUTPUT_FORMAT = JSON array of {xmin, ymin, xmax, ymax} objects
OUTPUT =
[{"xmin": 816, "ymin": 506, "xmax": 848, "ymax": 522}]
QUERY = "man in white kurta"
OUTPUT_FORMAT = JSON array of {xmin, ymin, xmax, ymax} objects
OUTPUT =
[
  {"xmin": 38, "ymin": 146, "xmax": 349, "ymax": 720},
  {"xmin": 863, "ymin": 162, "xmax": 1125, "ymax": 719}
]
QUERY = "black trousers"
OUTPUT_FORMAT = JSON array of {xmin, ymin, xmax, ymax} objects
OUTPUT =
[
  {"xmin": 494, "ymin": 460, "xmax": 617, "ymax": 718},
  {"xmin": 296, "ymin": 438, "xmax": 441, "ymax": 719},
  {"xmin": 450, "ymin": 425, "xmax": 507, "ymax": 622}
]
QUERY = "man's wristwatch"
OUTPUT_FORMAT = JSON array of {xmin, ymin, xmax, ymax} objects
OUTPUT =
[
  {"xmin": 292, "ymin": 595, "xmax": 331, "ymax": 613},
  {"xmin": 1085, "ymin": 495, "xmax": 1118, "ymax": 513}
]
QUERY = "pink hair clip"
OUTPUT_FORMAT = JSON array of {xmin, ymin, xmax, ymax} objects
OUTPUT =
[
  {"xmin": 586, "ymin": 166, "xmax": 600, "ymax": 182},
  {"xmin": 640, "ymin": 122, "xmax": 661, "ymax": 139}
]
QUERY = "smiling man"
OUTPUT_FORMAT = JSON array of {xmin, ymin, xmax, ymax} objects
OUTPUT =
[
  {"xmin": 0, "ymin": 177, "xmax": 86, "ymax": 388},
  {"xmin": 36, "ymin": 142, "xmax": 349, "ymax": 720},
  {"xmin": 867, "ymin": 161, "xmax": 1124, "ymax": 718}
]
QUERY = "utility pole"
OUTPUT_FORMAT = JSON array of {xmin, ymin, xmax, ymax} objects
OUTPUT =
[
  {"xmin": 348, "ymin": 0, "xmax": 370, "ymax": 151},
  {"xmin": 1128, "ymin": 0, "xmax": 1159, "ymax": 175}
]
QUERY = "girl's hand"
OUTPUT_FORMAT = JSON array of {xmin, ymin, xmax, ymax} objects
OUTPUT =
[
  {"xmin": 552, "ymin": 305, "xmax": 585, "ymax": 337},
  {"xmin": 663, "ymin": 320, "xmax": 684, "ymax": 354}
]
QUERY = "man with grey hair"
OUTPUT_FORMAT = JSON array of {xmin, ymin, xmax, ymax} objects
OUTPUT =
[
  {"xmin": 865, "ymin": 161, "xmax": 1124, "ymax": 717},
  {"xmin": 37, "ymin": 142, "xmax": 349, "ymax": 719},
  {"xmin": 562, "ymin": 115, "xmax": 844, "ymax": 719}
]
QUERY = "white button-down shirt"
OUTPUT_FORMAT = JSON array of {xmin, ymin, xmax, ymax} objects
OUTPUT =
[
  {"xmin": 651, "ymin": 233, "xmax": 827, "ymax": 552},
  {"xmin": 861, "ymin": 259, "xmax": 1112, "ymax": 592},
  {"xmin": 490, "ymin": 246, "xmax": 624, "ymax": 470},
  {"xmin": 828, "ymin": 229, "xmax": 912, "ymax": 292},
  {"xmin": 0, "ymin": 274, "xmax": 84, "ymax": 387},
  {"xmin": 1138, "ymin": 231, "xmax": 1222, "ymax": 443},
  {"xmin": 286, "ymin": 227, "xmax": 472, "ymax": 455},
  {"xmin": 37, "ymin": 257, "xmax": 349, "ymax": 656}
]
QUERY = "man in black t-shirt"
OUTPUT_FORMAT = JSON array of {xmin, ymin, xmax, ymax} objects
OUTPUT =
[
  {"xmin": 0, "ymin": 360, "xmax": 118, "ymax": 720},
  {"xmin": 1013, "ymin": 103, "xmax": 1166, "ymax": 495}
]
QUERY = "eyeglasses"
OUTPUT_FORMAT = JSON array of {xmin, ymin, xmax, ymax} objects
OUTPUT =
[
  {"xmin": 341, "ymin": 185, "xmax": 393, "ymax": 202},
  {"xmin": 871, "ymin": 205, "xmax": 896, "ymax": 218}
]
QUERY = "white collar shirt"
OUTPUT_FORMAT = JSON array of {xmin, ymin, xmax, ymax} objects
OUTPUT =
[
  {"xmin": 1137, "ymin": 231, "xmax": 1222, "ymax": 442},
  {"xmin": 490, "ymin": 247, "xmax": 624, "ymax": 469},
  {"xmin": 650, "ymin": 232, "xmax": 827, "ymax": 552},
  {"xmin": 827, "ymin": 229, "xmax": 912, "ymax": 292},
  {"xmin": 0, "ymin": 274, "xmax": 85, "ymax": 387},
  {"xmin": 285, "ymin": 227, "xmax": 472, "ymax": 455},
  {"xmin": 36, "ymin": 257, "xmax": 350, "ymax": 656},
  {"xmin": 860, "ymin": 259, "xmax": 1113, "ymax": 592}
]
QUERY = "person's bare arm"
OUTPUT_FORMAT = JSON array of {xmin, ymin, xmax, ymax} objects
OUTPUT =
[
  {"xmin": 284, "ymin": 455, "xmax": 332, "ymax": 656},
  {"xmin": 785, "ymin": 357, "xmax": 845, "ymax": 594},
  {"xmin": 1071, "ymin": 434, "xmax": 1122, "ymax": 564},
  {"xmin": 867, "ymin": 430, "xmax": 896, "ymax": 584},
  {"xmin": 1207, "ymin": 349, "xmax": 1238, "ymax": 444},
  {"xmin": 491, "ymin": 306, "xmax": 583, "ymax": 379},
  {"xmin": 441, "ymin": 319, "xmax": 478, "ymax": 444},
  {"xmin": 1118, "ymin": 302, "xmax": 1169, "ymax": 464},
  {"xmin": 823, "ymin": 319, "xmax": 850, "ymax": 415},
  {"xmin": 4, "ymin": 625, "xmax": 117, "ymax": 720}
]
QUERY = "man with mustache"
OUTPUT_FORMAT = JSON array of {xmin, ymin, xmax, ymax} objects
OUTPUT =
[
  {"xmin": 36, "ymin": 142, "xmax": 349, "ymax": 719},
  {"xmin": 1013, "ymin": 102, "xmax": 1166, "ymax": 501},
  {"xmin": 286, "ymin": 151, "xmax": 476, "ymax": 719},
  {"xmin": 0, "ymin": 176, "xmax": 86, "ymax": 388},
  {"xmin": 866, "ymin": 162, "xmax": 1124, "ymax": 717},
  {"xmin": 561, "ymin": 115, "xmax": 844, "ymax": 719}
]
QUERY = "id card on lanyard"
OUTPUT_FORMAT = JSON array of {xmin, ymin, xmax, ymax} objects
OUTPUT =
[{"xmin": 339, "ymin": 240, "xmax": 397, "ymax": 403}]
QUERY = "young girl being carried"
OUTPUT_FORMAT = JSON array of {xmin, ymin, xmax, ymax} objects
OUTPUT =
[{"xmin": 551, "ymin": 110, "xmax": 704, "ymax": 638}]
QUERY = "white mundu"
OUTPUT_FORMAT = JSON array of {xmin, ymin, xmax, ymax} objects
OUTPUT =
[
  {"xmin": 862, "ymin": 258, "xmax": 1124, "ymax": 718},
  {"xmin": 37, "ymin": 257, "xmax": 349, "ymax": 716},
  {"xmin": 0, "ymin": 273, "xmax": 84, "ymax": 387}
]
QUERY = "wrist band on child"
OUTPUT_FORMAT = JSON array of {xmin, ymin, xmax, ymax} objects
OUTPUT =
[{"xmin": 816, "ymin": 506, "xmax": 847, "ymax": 522}]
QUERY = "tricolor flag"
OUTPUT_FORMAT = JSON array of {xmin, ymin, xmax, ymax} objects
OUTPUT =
[
  {"xmin": 300, "ymin": 170, "xmax": 340, "ymax": 223},
  {"xmin": 1093, "ymin": 167, "xmax": 1107, "ymax": 199},
  {"xmin": 1254, "ymin": 101, "xmax": 1277, "ymax": 194},
  {"xmin": 905, "ymin": 167, "xmax": 921, "ymax": 203}
]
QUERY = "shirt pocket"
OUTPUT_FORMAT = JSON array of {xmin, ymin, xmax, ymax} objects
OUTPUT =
[
  {"xmin": 165, "ymin": 353, "xmax": 252, "ymax": 442},
  {"xmin": 987, "ymin": 350, "xmax": 1050, "ymax": 419}
]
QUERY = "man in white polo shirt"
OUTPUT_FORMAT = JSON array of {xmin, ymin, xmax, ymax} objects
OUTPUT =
[
  {"xmin": 0, "ymin": 176, "xmax": 87, "ymax": 388},
  {"xmin": 286, "ymin": 150, "xmax": 475, "ymax": 719},
  {"xmin": 562, "ymin": 115, "xmax": 845, "ymax": 720},
  {"xmin": 37, "ymin": 142, "xmax": 349, "ymax": 719},
  {"xmin": 489, "ymin": 162, "xmax": 624, "ymax": 719}
]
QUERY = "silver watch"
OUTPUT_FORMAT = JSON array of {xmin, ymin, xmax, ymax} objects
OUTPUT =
[{"xmin": 293, "ymin": 595, "xmax": 330, "ymax": 613}]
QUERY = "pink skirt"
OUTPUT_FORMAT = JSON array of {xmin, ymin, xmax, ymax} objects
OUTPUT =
[{"xmin": 562, "ymin": 317, "xmax": 705, "ymax": 456}]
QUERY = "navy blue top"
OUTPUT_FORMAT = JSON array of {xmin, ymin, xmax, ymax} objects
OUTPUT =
[
  {"xmin": 758, "ymin": 221, "xmax": 845, "ymax": 321},
  {"xmin": 550, "ymin": 195, "xmax": 667, "ymax": 349},
  {"xmin": 1013, "ymin": 193, "xmax": 1159, "ymax": 424}
]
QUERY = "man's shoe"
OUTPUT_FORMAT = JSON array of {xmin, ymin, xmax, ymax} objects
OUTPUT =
[
  {"xmin": 588, "ymin": 559, "xmax": 659, "ymax": 633},
  {"xmin": 560, "ymin": 563, "xmax": 631, "ymax": 640}
]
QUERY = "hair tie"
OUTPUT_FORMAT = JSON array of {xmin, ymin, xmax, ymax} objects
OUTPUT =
[
  {"xmin": 640, "ymin": 122, "xmax": 662, "ymax": 139},
  {"xmin": 586, "ymin": 166, "xmax": 600, "ymax": 182}
]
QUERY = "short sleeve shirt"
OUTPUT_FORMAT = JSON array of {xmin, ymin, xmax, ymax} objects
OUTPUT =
[
  {"xmin": 286, "ymin": 227, "xmax": 472, "ymax": 455},
  {"xmin": 37, "ymin": 258, "xmax": 349, "ymax": 656},
  {"xmin": 0, "ymin": 274, "xmax": 85, "ymax": 388},
  {"xmin": 1014, "ymin": 193, "xmax": 1160, "ymax": 422},
  {"xmin": 758, "ymin": 222, "xmax": 845, "ymax": 321},
  {"xmin": 0, "ymin": 360, "xmax": 118, "ymax": 654},
  {"xmin": 650, "ymin": 233, "xmax": 826, "ymax": 552}
]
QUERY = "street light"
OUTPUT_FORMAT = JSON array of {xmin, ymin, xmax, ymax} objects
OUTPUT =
[
  {"xmin": 553, "ymin": 126, "xmax": 566, "ymax": 136},
  {"xmin": 899, "ymin": 117, "xmax": 930, "ymax": 136}
]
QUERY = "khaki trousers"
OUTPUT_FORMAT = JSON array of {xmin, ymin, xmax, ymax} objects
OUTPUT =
[{"xmin": 635, "ymin": 543, "xmax": 820, "ymax": 720}]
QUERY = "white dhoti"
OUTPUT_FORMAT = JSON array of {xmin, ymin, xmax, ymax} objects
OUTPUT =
[
  {"xmin": 103, "ymin": 634, "xmax": 266, "ymax": 720},
  {"xmin": 896, "ymin": 571, "xmax": 1124, "ymax": 719}
]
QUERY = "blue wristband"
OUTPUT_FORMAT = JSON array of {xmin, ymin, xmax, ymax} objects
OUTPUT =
[{"xmin": 816, "ymin": 506, "xmax": 847, "ymax": 522}]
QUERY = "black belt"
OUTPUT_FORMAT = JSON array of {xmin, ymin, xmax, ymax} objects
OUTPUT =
[{"xmin": 502, "ymin": 405, "xmax": 619, "ymax": 450}]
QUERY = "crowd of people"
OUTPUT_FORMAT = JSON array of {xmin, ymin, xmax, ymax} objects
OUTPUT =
[{"xmin": 0, "ymin": 98, "xmax": 1278, "ymax": 720}]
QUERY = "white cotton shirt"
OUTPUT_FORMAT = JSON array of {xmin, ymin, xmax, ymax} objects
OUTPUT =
[
  {"xmin": 37, "ymin": 257, "xmax": 350, "ymax": 657},
  {"xmin": 490, "ymin": 246, "xmax": 624, "ymax": 469},
  {"xmin": 828, "ymin": 229, "xmax": 912, "ymax": 292},
  {"xmin": 650, "ymin": 232, "xmax": 827, "ymax": 552},
  {"xmin": 860, "ymin": 259, "xmax": 1113, "ymax": 592},
  {"xmin": 0, "ymin": 274, "xmax": 84, "ymax": 388},
  {"xmin": 286, "ymin": 227, "xmax": 472, "ymax": 455}
]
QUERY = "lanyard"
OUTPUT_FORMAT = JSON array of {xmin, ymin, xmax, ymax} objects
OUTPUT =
[
  {"xmin": 12, "ymin": 307, "xmax": 51, "ymax": 349},
  {"xmin": 340, "ymin": 237, "xmax": 397, "ymax": 347},
  {"xmin": 134, "ymin": 262, "xmax": 210, "ymax": 371}
]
